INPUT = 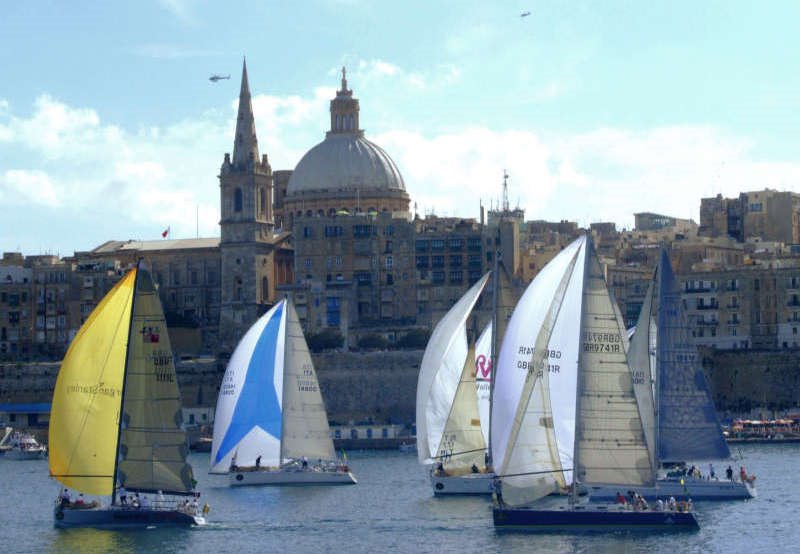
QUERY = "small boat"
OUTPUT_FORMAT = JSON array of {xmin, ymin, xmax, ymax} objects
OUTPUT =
[
  {"xmin": 491, "ymin": 235, "xmax": 698, "ymax": 531},
  {"xmin": 416, "ymin": 273, "xmax": 495, "ymax": 495},
  {"xmin": 0, "ymin": 427, "xmax": 47, "ymax": 460},
  {"xmin": 589, "ymin": 249, "xmax": 754, "ymax": 502},
  {"xmin": 48, "ymin": 263, "xmax": 207, "ymax": 528},
  {"xmin": 210, "ymin": 298, "xmax": 356, "ymax": 486},
  {"xmin": 398, "ymin": 442, "xmax": 417, "ymax": 453}
]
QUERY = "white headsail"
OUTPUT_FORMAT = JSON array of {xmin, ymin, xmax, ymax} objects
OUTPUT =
[{"xmin": 416, "ymin": 273, "xmax": 491, "ymax": 464}]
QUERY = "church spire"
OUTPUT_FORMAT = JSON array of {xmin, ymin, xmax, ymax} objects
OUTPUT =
[
  {"xmin": 232, "ymin": 58, "xmax": 260, "ymax": 167},
  {"xmin": 328, "ymin": 66, "xmax": 362, "ymax": 137}
]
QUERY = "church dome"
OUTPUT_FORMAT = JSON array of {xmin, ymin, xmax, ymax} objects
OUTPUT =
[
  {"xmin": 286, "ymin": 68, "xmax": 407, "ymax": 199},
  {"xmin": 287, "ymin": 133, "xmax": 406, "ymax": 195}
]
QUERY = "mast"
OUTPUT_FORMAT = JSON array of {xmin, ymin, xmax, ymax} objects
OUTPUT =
[
  {"xmin": 279, "ymin": 298, "xmax": 287, "ymax": 466},
  {"xmin": 110, "ymin": 260, "xmax": 141, "ymax": 506},
  {"xmin": 487, "ymin": 227, "xmax": 500, "ymax": 470},
  {"xmin": 652, "ymin": 262, "xmax": 661, "ymax": 474},
  {"xmin": 570, "ymin": 233, "xmax": 590, "ymax": 506}
]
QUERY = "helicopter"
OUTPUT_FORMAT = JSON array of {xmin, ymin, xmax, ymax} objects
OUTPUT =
[{"xmin": 209, "ymin": 74, "xmax": 230, "ymax": 82}]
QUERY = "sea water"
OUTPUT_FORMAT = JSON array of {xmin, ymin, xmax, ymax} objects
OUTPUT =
[{"xmin": 0, "ymin": 442, "xmax": 795, "ymax": 554}]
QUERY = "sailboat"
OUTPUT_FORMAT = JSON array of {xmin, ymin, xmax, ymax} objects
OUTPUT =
[
  {"xmin": 491, "ymin": 235, "xmax": 698, "ymax": 531},
  {"xmin": 416, "ymin": 273, "xmax": 495, "ymax": 495},
  {"xmin": 210, "ymin": 298, "xmax": 356, "ymax": 485},
  {"xmin": 49, "ymin": 264, "xmax": 206, "ymax": 528},
  {"xmin": 587, "ymin": 249, "xmax": 755, "ymax": 502}
]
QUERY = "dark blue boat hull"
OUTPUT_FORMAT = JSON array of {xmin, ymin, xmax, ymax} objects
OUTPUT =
[
  {"xmin": 493, "ymin": 505, "xmax": 699, "ymax": 532},
  {"xmin": 54, "ymin": 505, "xmax": 203, "ymax": 529}
]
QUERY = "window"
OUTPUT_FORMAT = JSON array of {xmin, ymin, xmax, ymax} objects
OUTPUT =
[
  {"xmin": 431, "ymin": 239, "xmax": 445, "ymax": 251},
  {"xmin": 234, "ymin": 188, "xmax": 243, "ymax": 212},
  {"xmin": 385, "ymin": 256, "xmax": 393, "ymax": 270}
]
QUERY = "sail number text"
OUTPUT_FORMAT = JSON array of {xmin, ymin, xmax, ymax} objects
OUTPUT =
[{"xmin": 582, "ymin": 332, "xmax": 622, "ymax": 353}]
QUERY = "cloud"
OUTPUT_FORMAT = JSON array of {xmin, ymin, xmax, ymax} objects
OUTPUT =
[
  {"xmin": 158, "ymin": 0, "xmax": 199, "ymax": 25},
  {"xmin": 0, "ymin": 169, "xmax": 61, "ymax": 207},
  {"xmin": 4, "ymin": 87, "xmax": 800, "ymax": 256},
  {"xmin": 376, "ymin": 124, "xmax": 800, "ymax": 229},
  {"xmin": 0, "ymin": 95, "xmax": 230, "ymax": 252},
  {"xmin": 351, "ymin": 59, "xmax": 462, "ymax": 92}
]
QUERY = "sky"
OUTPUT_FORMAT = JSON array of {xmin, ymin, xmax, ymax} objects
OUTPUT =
[{"xmin": 2, "ymin": 0, "xmax": 800, "ymax": 256}]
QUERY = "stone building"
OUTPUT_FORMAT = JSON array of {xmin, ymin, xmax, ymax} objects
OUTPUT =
[
  {"xmin": 699, "ymin": 189, "xmax": 800, "ymax": 243},
  {"xmin": 217, "ymin": 60, "xmax": 290, "ymax": 352},
  {"xmin": 414, "ymin": 216, "xmax": 486, "ymax": 328},
  {"xmin": 0, "ymin": 254, "xmax": 34, "ymax": 358}
]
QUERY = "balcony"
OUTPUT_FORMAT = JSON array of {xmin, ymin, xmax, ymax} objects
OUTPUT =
[
  {"xmin": 696, "ymin": 303, "xmax": 719, "ymax": 311},
  {"xmin": 697, "ymin": 319, "xmax": 719, "ymax": 326}
]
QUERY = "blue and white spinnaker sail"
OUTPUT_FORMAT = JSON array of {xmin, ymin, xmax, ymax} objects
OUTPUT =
[{"xmin": 210, "ymin": 301, "xmax": 287, "ymax": 473}]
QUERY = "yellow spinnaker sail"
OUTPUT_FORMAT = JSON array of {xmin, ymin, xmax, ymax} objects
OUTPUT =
[{"xmin": 49, "ymin": 269, "xmax": 136, "ymax": 495}]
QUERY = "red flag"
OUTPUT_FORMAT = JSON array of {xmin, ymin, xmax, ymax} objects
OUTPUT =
[{"xmin": 161, "ymin": 226, "xmax": 170, "ymax": 238}]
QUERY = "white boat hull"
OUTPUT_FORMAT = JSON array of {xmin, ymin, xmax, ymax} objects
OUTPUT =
[
  {"xmin": 1, "ymin": 448, "xmax": 47, "ymax": 460},
  {"xmin": 587, "ymin": 477, "xmax": 756, "ymax": 502},
  {"xmin": 431, "ymin": 472, "xmax": 495, "ymax": 495},
  {"xmin": 230, "ymin": 468, "xmax": 357, "ymax": 486}
]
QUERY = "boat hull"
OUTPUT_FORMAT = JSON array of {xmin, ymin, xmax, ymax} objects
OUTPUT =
[
  {"xmin": 587, "ymin": 477, "xmax": 755, "ymax": 502},
  {"xmin": 493, "ymin": 505, "xmax": 699, "ymax": 532},
  {"xmin": 54, "ymin": 505, "xmax": 205, "ymax": 529},
  {"xmin": 1, "ymin": 448, "xmax": 47, "ymax": 460},
  {"xmin": 431, "ymin": 472, "xmax": 495, "ymax": 495},
  {"xmin": 230, "ymin": 468, "xmax": 357, "ymax": 486}
]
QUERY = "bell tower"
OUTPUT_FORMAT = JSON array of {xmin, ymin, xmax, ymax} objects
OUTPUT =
[{"xmin": 218, "ymin": 58, "xmax": 276, "ymax": 352}]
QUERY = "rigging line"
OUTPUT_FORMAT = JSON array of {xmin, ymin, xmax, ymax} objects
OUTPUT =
[
  {"xmin": 432, "ymin": 447, "xmax": 488, "ymax": 459},
  {"xmin": 498, "ymin": 468, "xmax": 574, "ymax": 479}
]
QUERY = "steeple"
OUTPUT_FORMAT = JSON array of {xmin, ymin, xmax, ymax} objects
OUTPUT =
[
  {"xmin": 328, "ymin": 66, "xmax": 362, "ymax": 137},
  {"xmin": 232, "ymin": 58, "xmax": 260, "ymax": 167}
]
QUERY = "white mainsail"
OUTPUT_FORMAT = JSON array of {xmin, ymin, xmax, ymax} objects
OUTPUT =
[
  {"xmin": 574, "ymin": 243, "xmax": 653, "ymax": 487},
  {"xmin": 438, "ymin": 346, "xmax": 485, "ymax": 470},
  {"xmin": 416, "ymin": 273, "xmax": 491, "ymax": 465},
  {"xmin": 281, "ymin": 300, "xmax": 336, "ymax": 462}
]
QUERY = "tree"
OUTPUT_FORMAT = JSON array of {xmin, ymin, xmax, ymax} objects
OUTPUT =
[
  {"xmin": 306, "ymin": 328, "xmax": 344, "ymax": 352},
  {"xmin": 396, "ymin": 328, "xmax": 431, "ymax": 349},
  {"xmin": 357, "ymin": 333, "xmax": 389, "ymax": 350}
]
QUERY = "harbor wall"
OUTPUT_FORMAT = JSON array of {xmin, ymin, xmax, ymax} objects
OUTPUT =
[{"xmin": 3, "ymin": 347, "xmax": 800, "ymax": 428}]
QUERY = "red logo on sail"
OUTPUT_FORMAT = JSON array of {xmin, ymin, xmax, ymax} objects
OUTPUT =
[
  {"xmin": 476, "ymin": 354, "xmax": 492, "ymax": 380},
  {"xmin": 141, "ymin": 326, "xmax": 160, "ymax": 343}
]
